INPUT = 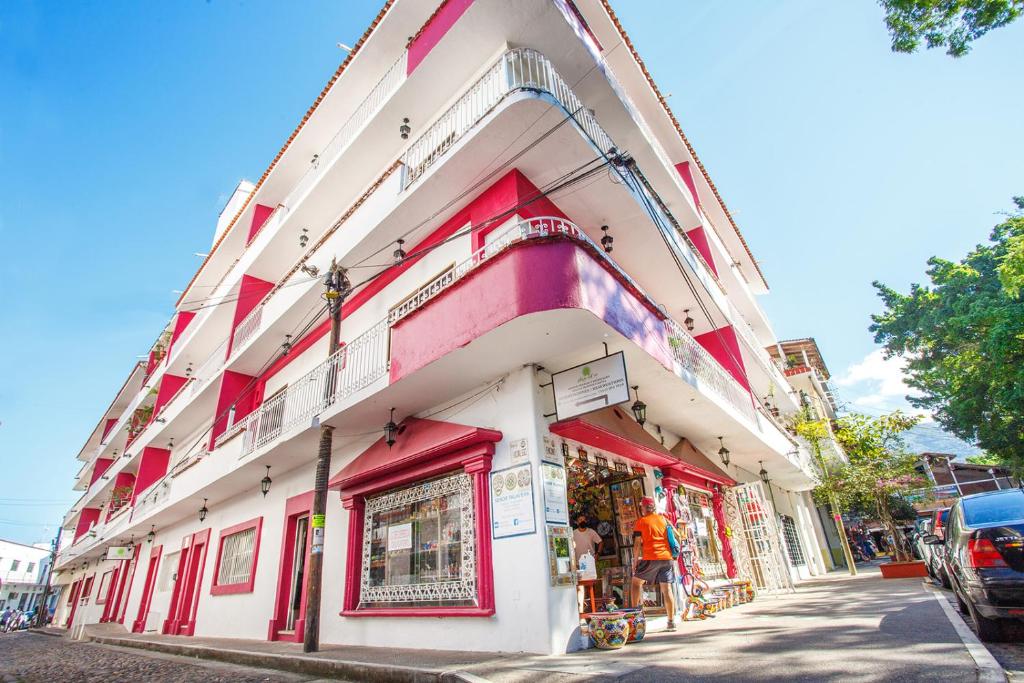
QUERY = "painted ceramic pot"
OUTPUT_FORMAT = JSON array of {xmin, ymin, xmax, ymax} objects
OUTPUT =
[
  {"xmin": 590, "ymin": 612, "xmax": 630, "ymax": 649},
  {"xmin": 620, "ymin": 608, "xmax": 647, "ymax": 642}
]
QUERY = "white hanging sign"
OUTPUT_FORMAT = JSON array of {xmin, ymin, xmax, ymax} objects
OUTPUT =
[{"xmin": 551, "ymin": 352, "xmax": 630, "ymax": 420}]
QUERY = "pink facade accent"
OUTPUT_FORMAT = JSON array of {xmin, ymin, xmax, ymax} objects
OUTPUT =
[
  {"xmin": 330, "ymin": 417, "xmax": 500, "ymax": 618},
  {"xmin": 246, "ymin": 204, "xmax": 275, "ymax": 245},
  {"xmin": 228, "ymin": 275, "xmax": 274, "ymax": 356},
  {"xmin": 389, "ymin": 239, "xmax": 672, "ymax": 382},
  {"xmin": 89, "ymin": 458, "xmax": 114, "ymax": 487},
  {"xmin": 131, "ymin": 447, "xmax": 171, "ymax": 505},
  {"xmin": 163, "ymin": 528, "xmax": 210, "ymax": 636},
  {"xmin": 152, "ymin": 374, "xmax": 188, "ymax": 417},
  {"xmin": 107, "ymin": 471, "xmax": 137, "ymax": 521},
  {"xmin": 132, "ymin": 544, "xmax": 163, "ymax": 633},
  {"xmin": 100, "ymin": 418, "xmax": 119, "ymax": 442},
  {"xmin": 685, "ymin": 226, "xmax": 718, "ymax": 277},
  {"xmin": 711, "ymin": 487, "xmax": 737, "ymax": 577},
  {"xmin": 694, "ymin": 325, "xmax": 750, "ymax": 392},
  {"xmin": 211, "ymin": 370, "xmax": 257, "ymax": 447},
  {"xmin": 165, "ymin": 311, "xmax": 196, "ymax": 362},
  {"xmin": 74, "ymin": 508, "xmax": 101, "ymax": 542},
  {"xmin": 407, "ymin": 0, "xmax": 475, "ymax": 74},
  {"xmin": 673, "ymin": 161, "xmax": 702, "ymax": 211},
  {"xmin": 268, "ymin": 490, "xmax": 314, "ymax": 642}
]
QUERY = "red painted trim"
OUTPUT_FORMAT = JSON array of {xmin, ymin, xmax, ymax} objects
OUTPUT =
[
  {"xmin": 711, "ymin": 487, "xmax": 737, "ymax": 578},
  {"xmin": 132, "ymin": 544, "xmax": 163, "ymax": 633},
  {"xmin": 165, "ymin": 311, "xmax": 196, "ymax": 363},
  {"xmin": 81, "ymin": 574, "xmax": 95, "ymax": 599},
  {"xmin": 177, "ymin": 528, "xmax": 211, "ymax": 636},
  {"xmin": 674, "ymin": 161, "xmax": 702, "ymax": 211},
  {"xmin": 64, "ymin": 579, "xmax": 83, "ymax": 627},
  {"xmin": 246, "ymin": 204, "xmax": 275, "ymax": 245},
  {"xmin": 694, "ymin": 325, "xmax": 750, "ymax": 392},
  {"xmin": 152, "ymin": 374, "xmax": 188, "ymax": 417},
  {"xmin": 74, "ymin": 508, "xmax": 101, "ymax": 542},
  {"xmin": 211, "ymin": 516, "xmax": 263, "ymax": 596},
  {"xmin": 563, "ymin": 0, "xmax": 603, "ymax": 51},
  {"xmin": 100, "ymin": 418, "xmax": 119, "ymax": 443},
  {"xmin": 685, "ymin": 226, "xmax": 718, "ymax": 277},
  {"xmin": 96, "ymin": 569, "xmax": 114, "ymax": 609},
  {"xmin": 227, "ymin": 275, "xmax": 274, "ymax": 356},
  {"xmin": 210, "ymin": 370, "xmax": 258, "ymax": 448},
  {"xmin": 389, "ymin": 239, "xmax": 673, "ymax": 382},
  {"xmin": 131, "ymin": 447, "xmax": 171, "ymax": 506},
  {"xmin": 113, "ymin": 544, "xmax": 141, "ymax": 624},
  {"xmin": 407, "ymin": 0, "xmax": 475, "ymax": 74},
  {"xmin": 335, "ymin": 419, "xmax": 499, "ymax": 617},
  {"xmin": 89, "ymin": 458, "xmax": 114, "ymax": 487},
  {"xmin": 268, "ymin": 491, "xmax": 314, "ymax": 642},
  {"xmin": 255, "ymin": 168, "xmax": 550, "ymax": 395}
]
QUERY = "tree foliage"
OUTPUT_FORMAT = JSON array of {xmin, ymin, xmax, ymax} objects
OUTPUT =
[
  {"xmin": 871, "ymin": 198, "xmax": 1024, "ymax": 468},
  {"xmin": 815, "ymin": 412, "xmax": 924, "ymax": 561},
  {"xmin": 880, "ymin": 0, "xmax": 1023, "ymax": 56},
  {"xmin": 966, "ymin": 452, "xmax": 1002, "ymax": 466}
]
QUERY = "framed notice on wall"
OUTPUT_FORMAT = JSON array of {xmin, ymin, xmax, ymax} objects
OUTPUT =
[
  {"xmin": 551, "ymin": 352, "xmax": 630, "ymax": 420},
  {"xmin": 540, "ymin": 462, "xmax": 569, "ymax": 525},
  {"xmin": 490, "ymin": 464, "xmax": 537, "ymax": 539}
]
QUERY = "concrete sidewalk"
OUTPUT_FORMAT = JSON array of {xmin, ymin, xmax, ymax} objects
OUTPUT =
[{"xmin": 77, "ymin": 566, "xmax": 988, "ymax": 682}]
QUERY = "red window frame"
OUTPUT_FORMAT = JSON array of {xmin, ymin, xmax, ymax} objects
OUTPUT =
[
  {"xmin": 95, "ymin": 570, "xmax": 113, "ymax": 605},
  {"xmin": 334, "ymin": 420, "xmax": 501, "ymax": 618},
  {"xmin": 210, "ymin": 516, "xmax": 263, "ymax": 595}
]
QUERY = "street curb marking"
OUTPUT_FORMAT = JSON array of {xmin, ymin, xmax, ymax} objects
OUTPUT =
[{"xmin": 925, "ymin": 583, "xmax": 1006, "ymax": 683}]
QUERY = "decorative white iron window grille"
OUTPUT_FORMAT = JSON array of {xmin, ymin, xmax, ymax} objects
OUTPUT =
[
  {"xmin": 217, "ymin": 527, "xmax": 258, "ymax": 586},
  {"xmin": 359, "ymin": 472, "xmax": 477, "ymax": 608}
]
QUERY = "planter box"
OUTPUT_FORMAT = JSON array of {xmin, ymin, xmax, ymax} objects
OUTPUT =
[{"xmin": 879, "ymin": 560, "xmax": 928, "ymax": 579}]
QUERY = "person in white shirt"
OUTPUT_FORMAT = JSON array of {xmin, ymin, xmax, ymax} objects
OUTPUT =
[{"xmin": 572, "ymin": 515, "xmax": 603, "ymax": 563}]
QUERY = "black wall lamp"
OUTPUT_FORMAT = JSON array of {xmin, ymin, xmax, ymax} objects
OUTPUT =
[
  {"xmin": 717, "ymin": 437, "xmax": 730, "ymax": 467},
  {"xmin": 198, "ymin": 498, "xmax": 208, "ymax": 522},
  {"xmin": 630, "ymin": 386, "xmax": 647, "ymax": 426},
  {"xmin": 261, "ymin": 466, "xmax": 273, "ymax": 497},
  {"xmin": 600, "ymin": 225, "xmax": 614, "ymax": 253},
  {"xmin": 384, "ymin": 408, "xmax": 398, "ymax": 448}
]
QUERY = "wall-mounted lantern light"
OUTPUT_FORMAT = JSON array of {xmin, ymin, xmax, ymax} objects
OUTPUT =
[
  {"xmin": 261, "ymin": 466, "xmax": 273, "ymax": 497},
  {"xmin": 384, "ymin": 408, "xmax": 398, "ymax": 448},
  {"xmin": 630, "ymin": 386, "xmax": 647, "ymax": 426}
]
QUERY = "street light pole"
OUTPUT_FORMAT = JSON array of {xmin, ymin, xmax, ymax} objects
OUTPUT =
[
  {"xmin": 35, "ymin": 526, "xmax": 62, "ymax": 628},
  {"xmin": 303, "ymin": 259, "xmax": 349, "ymax": 654}
]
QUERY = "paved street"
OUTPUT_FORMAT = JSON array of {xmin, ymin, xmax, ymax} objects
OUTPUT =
[
  {"xmin": 0, "ymin": 632, "xmax": 324, "ymax": 683},
  {"xmin": 3, "ymin": 567, "xmax": 1020, "ymax": 682}
]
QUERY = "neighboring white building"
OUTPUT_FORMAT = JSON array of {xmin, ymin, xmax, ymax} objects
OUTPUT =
[
  {"xmin": 53, "ymin": 0, "xmax": 847, "ymax": 653},
  {"xmin": 0, "ymin": 539, "xmax": 52, "ymax": 612}
]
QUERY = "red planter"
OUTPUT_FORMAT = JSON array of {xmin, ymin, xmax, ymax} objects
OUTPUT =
[{"xmin": 879, "ymin": 560, "xmax": 928, "ymax": 579}]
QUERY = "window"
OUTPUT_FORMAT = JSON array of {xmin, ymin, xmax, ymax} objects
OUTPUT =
[
  {"xmin": 10, "ymin": 560, "xmax": 20, "ymax": 571},
  {"xmin": 781, "ymin": 515, "xmax": 807, "ymax": 567},
  {"xmin": 157, "ymin": 552, "xmax": 180, "ymax": 592},
  {"xmin": 964, "ymin": 491, "xmax": 1024, "ymax": 527},
  {"xmin": 678, "ymin": 489, "xmax": 727, "ymax": 580},
  {"xmin": 27, "ymin": 562, "xmax": 35, "ymax": 573},
  {"xmin": 96, "ymin": 571, "xmax": 112, "ymax": 605},
  {"xmin": 360, "ymin": 472, "xmax": 476, "ymax": 609},
  {"xmin": 211, "ymin": 517, "xmax": 262, "ymax": 595}
]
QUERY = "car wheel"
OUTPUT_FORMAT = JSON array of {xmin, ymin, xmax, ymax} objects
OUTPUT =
[{"xmin": 968, "ymin": 602, "xmax": 1005, "ymax": 642}]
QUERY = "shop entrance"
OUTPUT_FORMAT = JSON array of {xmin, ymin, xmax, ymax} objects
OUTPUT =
[
  {"xmin": 567, "ymin": 453, "xmax": 661, "ymax": 610},
  {"xmin": 269, "ymin": 490, "xmax": 313, "ymax": 642}
]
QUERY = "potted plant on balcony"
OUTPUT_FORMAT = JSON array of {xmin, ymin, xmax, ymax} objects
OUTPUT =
[
  {"xmin": 108, "ymin": 485, "xmax": 134, "ymax": 513},
  {"xmin": 813, "ymin": 411, "xmax": 928, "ymax": 578}
]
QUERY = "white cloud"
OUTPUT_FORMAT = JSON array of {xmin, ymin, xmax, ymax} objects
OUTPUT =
[{"xmin": 835, "ymin": 349, "xmax": 928, "ymax": 417}]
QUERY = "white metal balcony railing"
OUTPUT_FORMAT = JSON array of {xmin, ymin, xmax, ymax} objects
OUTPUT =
[
  {"xmin": 132, "ymin": 478, "xmax": 173, "ymax": 522},
  {"xmin": 191, "ymin": 338, "xmax": 229, "ymax": 396},
  {"xmin": 402, "ymin": 48, "xmax": 614, "ymax": 187},
  {"xmin": 226, "ymin": 216, "xmax": 764, "ymax": 461},
  {"xmin": 235, "ymin": 318, "xmax": 391, "ymax": 457},
  {"xmin": 231, "ymin": 303, "xmax": 264, "ymax": 353}
]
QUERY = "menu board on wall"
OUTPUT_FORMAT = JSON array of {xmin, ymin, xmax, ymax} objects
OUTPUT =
[
  {"xmin": 490, "ymin": 464, "xmax": 537, "ymax": 539},
  {"xmin": 541, "ymin": 463, "xmax": 569, "ymax": 525}
]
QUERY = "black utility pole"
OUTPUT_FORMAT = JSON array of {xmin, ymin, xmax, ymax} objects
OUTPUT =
[
  {"xmin": 304, "ymin": 258, "xmax": 349, "ymax": 653},
  {"xmin": 35, "ymin": 526, "xmax": 62, "ymax": 628}
]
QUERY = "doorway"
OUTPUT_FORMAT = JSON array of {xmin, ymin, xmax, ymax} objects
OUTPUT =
[
  {"xmin": 162, "ymin": 529, "xmax": 210, "ymax": 636},
  {"xmin": 131, "ymin": 545, "xmax": 163, "ymax": 633},
  {"xmin": 269, "ymin": 490, "xmax": 313, "ymax": 642},
  {"xmin": 286, "ymin": 515, "xmax": 309, "ymax": 631}
]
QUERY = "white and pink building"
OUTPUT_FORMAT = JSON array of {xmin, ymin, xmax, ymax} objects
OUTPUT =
[{"xmin": 53, "ymin": 0, "xmax": 846, "ymax": 654}]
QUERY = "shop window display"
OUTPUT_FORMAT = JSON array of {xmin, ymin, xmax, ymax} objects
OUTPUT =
[
  {"xmin": 360, "ymin": 472, "xmax": 477, "ymax": 609},
  {"xmin": 674, "ymin": 487, "xmax": 727, "ymax": 580}
]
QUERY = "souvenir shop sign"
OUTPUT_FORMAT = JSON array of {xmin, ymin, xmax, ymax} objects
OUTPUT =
[
  {"xmin": 105, "ymin": 546, "xmax": 132, "ymax": 561},
  {"xmin": 490, "ymin": 464, "xmax": 537, "ymax": 539},
  {"xmin": 551, "ymin": 351, "xmax": 630, "ymax": 420},
  {"xmin": 541, "ymin": 462, "xmax": 569, "ymax": 524}
]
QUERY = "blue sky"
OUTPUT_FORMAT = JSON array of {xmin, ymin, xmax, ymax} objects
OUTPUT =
[{"xmin": 0, "ymin": 1, "xmax": 1021, "ymax": 544}]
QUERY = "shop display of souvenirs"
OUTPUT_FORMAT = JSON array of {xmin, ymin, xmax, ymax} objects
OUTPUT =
[
  {"xmin": 620, "ymin": 607, "xmax": 647, "ymax": 642},
  {"xmin": 588, "ymin": 612, "xmax": 630, "ymax": 650}
]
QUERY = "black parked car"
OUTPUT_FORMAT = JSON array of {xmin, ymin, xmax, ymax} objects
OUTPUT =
[{"xmin": 925, "ymin": 488, "xmax": 1024, "ymax": 641}]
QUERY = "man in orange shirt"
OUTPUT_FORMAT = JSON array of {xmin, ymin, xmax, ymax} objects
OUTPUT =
[{"xmin": 631, "ymin": 496, "xmax": 677, "ymax": 630}]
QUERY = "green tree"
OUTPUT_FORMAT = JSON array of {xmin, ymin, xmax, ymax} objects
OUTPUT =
[
  {"xmin": 815, "ymin": 412, "xmax": 924, "ymax": 562},
  {"xmin": 879, "ymin": 0, "xmax": 1023, "ymax": 56},
  {"xmin": 871, "ymin": 198, "xmax": 1024, "ymax": 467},
  {"xmin": 966, "ymin": 452, "xmax": 1002, "ymax": 466}
]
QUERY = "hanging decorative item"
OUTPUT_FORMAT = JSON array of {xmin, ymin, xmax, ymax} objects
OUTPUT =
[
  {"xmin": 261, "ymin": 466, "xmax": 272, "ymax": 497},
  {"xmin": 653, "ymin": 468, "xmax": 663, "ymax": 480},
  {"xmin": 384, "ymin": 408, "xmax": 398, "ymax": 447}
]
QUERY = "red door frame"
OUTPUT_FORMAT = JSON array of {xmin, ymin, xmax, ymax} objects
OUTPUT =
[
  {"xmin": 99, "ymin": 565, "xmax": 121, "ymax": 622},
  {"xmin": 113, "ymin": 545, "xmax": 142, "ymax": 624},
  {"xmin": 163, "ymin": 529, "xmax": 210, "ymax": 636},
  {"xmin": 64, "ymin": 579, "xmax": 83, "ymax": 627},
  {"xmin": 267, "ymin": 490, "xmax": 313, "ymax": 641},
  {"xmin": 131, "ymin": 544, "xmax": 164, "ymax": 633}
]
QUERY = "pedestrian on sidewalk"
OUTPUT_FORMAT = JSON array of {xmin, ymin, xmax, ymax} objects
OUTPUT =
[{"xmin": 630, "ymin": 497, "xmax": 678, "ymax": 631}]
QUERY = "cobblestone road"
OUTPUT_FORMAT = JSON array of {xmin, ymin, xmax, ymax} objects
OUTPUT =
[{"xmin": 0, "ymin": 632, "xmax": 320, "ymax": 683}]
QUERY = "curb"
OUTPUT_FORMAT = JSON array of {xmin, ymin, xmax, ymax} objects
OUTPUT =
[
  {"xmin": 924, "ymin": 583, "xmax": 1006, "ymax": 683},
  {"xmin": 27, "ymin": 628, "xmax": 65, "ymax": 638},
  {"xmin": 89, "ymin": 634, "xmax": 471, "ymax": 683}
]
